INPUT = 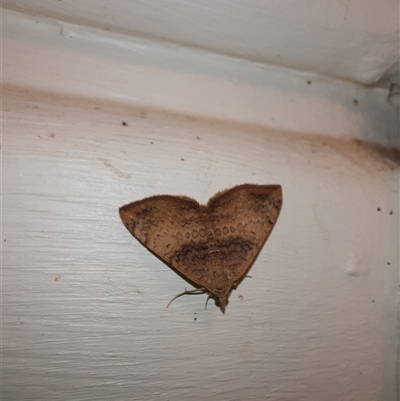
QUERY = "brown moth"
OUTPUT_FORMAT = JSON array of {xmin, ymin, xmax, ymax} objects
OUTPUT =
[{"xmin": 119, "ymin": 184, "xmax": 282, "ymax": 313}]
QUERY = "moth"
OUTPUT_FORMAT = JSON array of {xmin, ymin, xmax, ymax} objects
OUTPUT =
[{"xmin": 119, "ymin": 184, "xmax": 282, "ymax": 313}]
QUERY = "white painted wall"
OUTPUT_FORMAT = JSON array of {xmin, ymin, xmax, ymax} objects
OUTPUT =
[
  {"xmin": 3, "ymin": 3, "xmax": 399, "ymax": 401},
  {"xmin": 4, "ymin": 0, "xmax": 399, "ymax": 85}
]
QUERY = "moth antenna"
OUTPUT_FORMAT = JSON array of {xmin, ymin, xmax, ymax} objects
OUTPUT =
[{"xmin": 166, "ymin": 287, "xmax": 207, "ymax": 308}]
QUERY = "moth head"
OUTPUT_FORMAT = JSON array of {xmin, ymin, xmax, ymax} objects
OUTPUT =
[
  {"xmin": 214, "ymin": 291, "xmax": 229, "ymax": 314},
  {"xmin": 218, "ymin": 297, "xmax": 227, "ymax": 314}
]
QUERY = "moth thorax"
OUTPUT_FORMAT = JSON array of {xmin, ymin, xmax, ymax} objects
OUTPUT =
[{"xmin": 207, "ymin": 249, "xmax": 228, "ymax": 290}]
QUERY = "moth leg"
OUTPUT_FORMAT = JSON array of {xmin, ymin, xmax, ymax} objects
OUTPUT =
[
  {"xmin": 231, "ymin": 275, "xmax": 252, "ymax": 291},
  {"xmin": 167, "ymin": 287, "xmax": 206, "ymax": 308},
  {"xmin": 205, "ymin": 294, "xmax": 212, "ymax": 310}
]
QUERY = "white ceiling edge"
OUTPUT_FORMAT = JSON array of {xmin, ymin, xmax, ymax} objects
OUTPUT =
[
  {"xmin": 3, "ymin": 0, "xmax": 399, "ymax": 86},
  {"xmin": 3, "ymin": 9, "xmax": 399, "ymax": 149}
]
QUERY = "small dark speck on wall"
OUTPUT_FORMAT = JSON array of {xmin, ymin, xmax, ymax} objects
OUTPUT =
[
  {"xmin": 307, "ymin": 80, "xmax": 312, "ymax": 85},
  {"xmin": 121, "ymin": 121, "xmax": 128, "ymax": 126},
  {"xmin": 353, "ymin": 99, "xmax": 359, "ymax": 105},
  {"xmin": 377, "ymin": 207, "xmax": 381, "ymax": 211}
]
